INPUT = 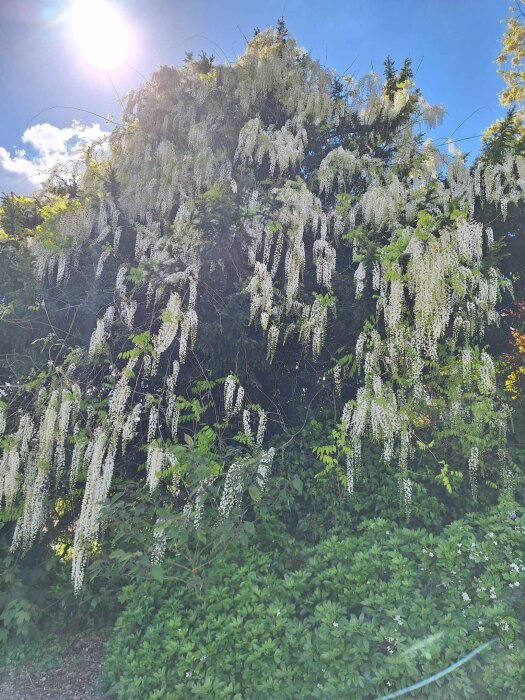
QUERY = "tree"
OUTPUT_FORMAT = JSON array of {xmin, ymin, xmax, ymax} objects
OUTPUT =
[
  {"xmin": 0, "ymin": 26, "xmax": 519, "ymax": 589},
  {"xmin": 480, "ymin": 3, "xmax": 525, "ymax": 415},
  {"xmin": 496, "ymin": 0, "xmax": 525, "ymax": 109},
  {"xmin": 482, "ymin": 1, "xmax": 525, "ymax": 159}
]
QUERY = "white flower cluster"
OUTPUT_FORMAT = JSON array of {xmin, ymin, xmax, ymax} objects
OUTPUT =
[
  {"xmin": 266, "ymin": 324, "xmax": 280, "ymax": 363},
  {"xmin": 256, "ymin": 447, "xmax": 275, "ymax": 490},
  {"xmin": 219, "ymin": 447, "xmax": 275, "ymax": 517},
  {"xmin": 317, "ymin": 147, "xmax": 359, "ymax": 195},
  {"xmin": 33, "ymin": 205, "xmax": 97, "ymax": 285},
  {"xmin": 146, "ymin": 445, "xmax": 165, "ymax": 493},
  {"xmin": 71, "ymin": 427, "xmax": 118, "ymax": 591},
  {"xmin": 121, "ymin": 403, "xmax": 142, "ymax": 453},
  {"xmin": 354, "ymin": 262, "xmax": 366, "ymax": 300},
  {"xmin": 11, "ymin": 457, "xmax": 48, "ymax": 553},
  {"xmin": 88, "ymin": 306, "xmax": 115, "ymax": 356},
  {"xmin": 55, "ymin": 386, "xmax": 81, "ymax": 480},
  {"xmin": 479, "ymin": 352, "xmax": 496, "ymax": 394},
  {"xmin": 299, "ymin": 296, "xmax": 334, "ymax": 360},
  {"xmin": 224, "ymin": 375, "xmax": 245, "ymax": 418},
  {"xmin": 2, "ymin": 385, "xmax": 84, "ymax": 534},
  {"xmin": 150, "ymin": 518, "xmax": 167, "ymax": 565},
  {"xmin": 95, "ymin": 248, "xmax": 112, "ymax": 280},
  {"xmin": 242, "ymin": 409, "xmax": 252, "ymax": 441},
  {"xmin": 0, "ymin": 442, "xmax": 22, "ymax": 508},
  {"xmin": 313, "ymin": 237, "xmax": 336, "ymax": 289},
  {"xmin": 468, "ymin": 446, "xmax": 479, "ymax": 497},
  {"xmin": 235, "ymin": 117, "xmax": 307, "ymax": 176},
  {"xmin": 0, "ymin": 403, "xmax": 6, "ymax": 439},
  {"xmin": 346, "ymin": 453, "xmax": 354, "ymax": 494},
  {"xmin": 218, "ymin": 460, "xmax": 245, "ymax": 517},
  {"xmin": 247, "ymin": 262, "xmax": 274, "ymax": 331},
  {"xmin": 359, "ymin": 178, "xmax": 407, "ymax": 229}
]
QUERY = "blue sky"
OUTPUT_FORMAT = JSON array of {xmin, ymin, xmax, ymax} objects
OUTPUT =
[{"xmin": 0, "ymin": 0, "xmax": 511, "ymax": 194}]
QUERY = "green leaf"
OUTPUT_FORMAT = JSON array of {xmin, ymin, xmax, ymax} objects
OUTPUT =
[
  {"xmin": 151, "ymin": 565, "xmax": 164, "ymax": 583},
  {"xmin": 292, "ymin": 475, "xmax": 303, "ymax": 494},
  {"xmin": 248, "ymin": 484, "xmax": 261, "ymax": 502}
]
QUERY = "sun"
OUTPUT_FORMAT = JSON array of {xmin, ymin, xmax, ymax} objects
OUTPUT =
[{"xmin": 71, "ymin": 0, "xmax": 129, "ymax": 70}]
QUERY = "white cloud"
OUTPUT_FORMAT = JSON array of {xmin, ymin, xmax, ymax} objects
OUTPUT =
[{"xmin": 0, "ymin": 120, "xmax": 108, "ymax": 195}]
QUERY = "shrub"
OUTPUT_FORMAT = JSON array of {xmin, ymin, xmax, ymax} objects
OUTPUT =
[{"xmin": 102, "ymin": 502, "xmax": 525, "ymax": 699}]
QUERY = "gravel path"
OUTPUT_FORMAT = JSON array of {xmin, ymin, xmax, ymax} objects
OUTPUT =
[{"xmin": 0, "ymin": 636, "xmax": 106, "ymax": 700}]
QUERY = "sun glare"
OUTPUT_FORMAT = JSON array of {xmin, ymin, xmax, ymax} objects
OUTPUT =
[{"xmin": 71, "ymin": 0, "xmax": 129, "ymax": 70}]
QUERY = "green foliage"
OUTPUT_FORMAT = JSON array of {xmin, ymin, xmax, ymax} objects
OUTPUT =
[
  {"xmin": 1, "ymin": 24, "xmax": 525, "ymax": 697},
  {"xmin": 482, "ymin": 108, "xmax": 525, "ymax": 164},
  {"xmin": 0, "ymin": 194, "xmax": 41, "ymax": 239},
  {"xmin": 0, "ymin": 23, "xmax": 519, "ymax": 591},
  {"xmin": 102, "ymin": 503, "xmax": 525, "ymax": 699},
  {"xmin": 0, "ymin": 526, "xmax": 80, "ymax": 670},
  {"xmin": 435, "ymin": 462, "xmax": 464, "ymax": 495},
  {"xmin": 118, "ymin": 331, "xmax": 154, "ymax": 361},
  {"xmin": 312, "ymin": 420, "xmax": 351, "ymax": 486}
]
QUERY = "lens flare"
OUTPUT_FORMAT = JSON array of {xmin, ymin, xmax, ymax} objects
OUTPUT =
[{"xmin": 71, "ymin": 0, "xmax": 129, "ymax": 70}]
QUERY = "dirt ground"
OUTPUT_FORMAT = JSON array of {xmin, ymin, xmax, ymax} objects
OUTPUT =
[{"xmin": 0, "ymin": 636, "xmax": 106, "ymax": 700}]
